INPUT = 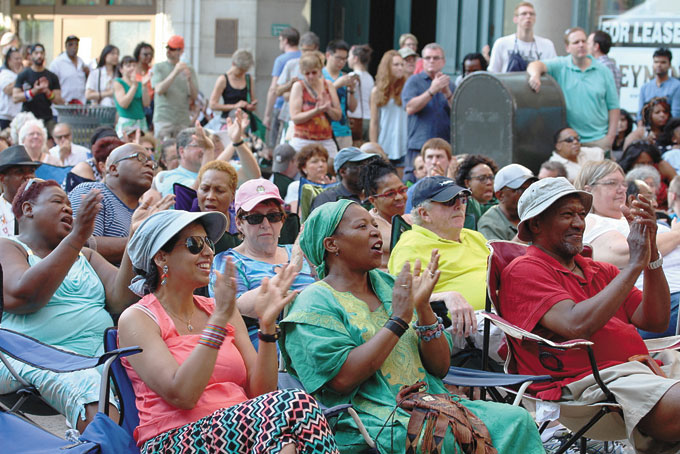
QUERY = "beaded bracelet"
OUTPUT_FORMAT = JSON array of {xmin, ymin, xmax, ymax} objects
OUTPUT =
[
  {"xmin": 198, "ymin": 323, "xmax": 227, "ymax": 350},
  {"xmin": 412, "ymin": 316, "xmax": 443, "ymax": 333},
  {"xmin": 420, "ymin": 326, "xmax": 443, "ymax": 342},
  {"xmin": 413, "ymin": 316, "xmax": 444, "ymax": 342}
]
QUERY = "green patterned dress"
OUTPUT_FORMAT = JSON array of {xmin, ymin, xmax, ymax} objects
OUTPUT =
[{"xmin": 281, "ymin": 269, "xmax": 545, "ymax": 454}]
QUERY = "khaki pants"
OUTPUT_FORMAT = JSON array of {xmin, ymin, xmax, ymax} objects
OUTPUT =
[{"xmin": 582, "ymin": 135, "xmax": 612, "ymax": 151}]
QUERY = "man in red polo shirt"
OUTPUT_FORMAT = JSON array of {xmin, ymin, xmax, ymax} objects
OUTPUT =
[{"xmin": 500, "ymin": 177, "xmax": 680, "ymax": 451}]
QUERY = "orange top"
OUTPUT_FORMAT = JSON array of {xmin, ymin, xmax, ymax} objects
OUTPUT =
[
  {"xmin": 294, "ymin": 80, "xmax": 333, "ymax": 141},
  {"xmin": 121, "ymin": 294, "xmax": 249, "ymax": 445},
  {"xmin": 135, "ymin": 71, "xmax": 154, "ymax": 98}
]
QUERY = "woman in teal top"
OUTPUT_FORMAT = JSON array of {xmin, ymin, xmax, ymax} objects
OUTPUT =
[
  {"xmin": 113, "ymin": 55, "xmax": 150, "ymax": 136},
  {"xmin": 0, "ymin": 179, "xmax": 167, "ymax": 432},
  {"xmin": 281, "ymin": 200, "xmax": 545, "ymax": 454}
]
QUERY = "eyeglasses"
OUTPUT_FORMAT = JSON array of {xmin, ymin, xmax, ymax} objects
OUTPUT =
[
  {"xmin": 166, "ymin": 46, "xmax": 180, "ymax": 51},
  {"xmin": 593, "ymin": 180, "xmax": 627, "ymax": 189},
  {"xmin": 559, "ymin": 136, "xmax": 581, "ymax": 144},
  {"xmin": 468, "ymin": 175, "xmax": 494, "ymax": 183},
  {"xmin": 183, "ymin": 235, "xmax": 215, "ymax": 255},
  {"xmin": 441, "ymin": 193, "xmax": 468, "ymax": 206},
  {"xmin": 23, "ymin": 177, "xmax": 45, "ymax": 192},
  {"xmin": 423, "ymin": 56, "xmax": 442, "ymax": 61},
  {"xmin": 112, "ymin": 152, "xmax": 158, "ymax": 169},
  {"xmin": 54, "ymin": 133, "xmax": 70, "ymax": 140},
  {"xmin": 240, "ymin": 212, "xmax": 285, "ymax": 225},
  {"xmin": 374, "ymin": 186, "xmax": 408, "ymax": 199}
]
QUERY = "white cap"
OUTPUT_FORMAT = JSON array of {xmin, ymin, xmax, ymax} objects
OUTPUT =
[{"xmin": 493, "ymin": 164, "xmax": 537, "ymax": 192}]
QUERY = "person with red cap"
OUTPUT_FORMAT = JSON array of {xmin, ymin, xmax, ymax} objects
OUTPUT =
[{"xmin": 151, "ymin": 35, "xmax": 198, "ymax": 140}]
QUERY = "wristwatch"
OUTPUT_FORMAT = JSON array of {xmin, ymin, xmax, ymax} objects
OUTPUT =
[{"xmin": 648, "ymin": 252, "xmax": 663, "ymax": 270}]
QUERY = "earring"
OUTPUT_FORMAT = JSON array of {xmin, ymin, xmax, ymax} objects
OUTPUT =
[
  {"xmin": 161, "ymin": 265, "xmax": 169, "ymax": 286},
  {"xmin": 335, "ymin": 251, "xmax": 339, "ymax": 256}
]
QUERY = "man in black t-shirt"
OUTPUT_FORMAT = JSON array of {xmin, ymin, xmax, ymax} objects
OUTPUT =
[{"xmin": 13, "ymin": 43, "xmax": 62, "ymax": 132}]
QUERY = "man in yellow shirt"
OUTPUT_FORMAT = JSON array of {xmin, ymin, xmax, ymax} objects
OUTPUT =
[{"xmin": 389, "ymin": 176, "xmax": 488, "ymax": 341}]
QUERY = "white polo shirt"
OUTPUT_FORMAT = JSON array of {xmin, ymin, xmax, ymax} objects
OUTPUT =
[
  {"xmin": 48, "ymin": 143, "xmax": 90, "ymax": 166},
  {"xmin": 49, "ymin": 53, "xmax": 87, "ymax": 104}
]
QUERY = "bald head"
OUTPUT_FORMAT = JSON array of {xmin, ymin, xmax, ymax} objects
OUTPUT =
[{"xmin": 106, "ymin": 143, "xmax": 145, "ymax": 168}]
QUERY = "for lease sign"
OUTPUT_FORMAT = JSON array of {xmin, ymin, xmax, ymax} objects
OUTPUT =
[{"xmin": 599, "ymin": 16, "xmax": 680, "ymax": 114}]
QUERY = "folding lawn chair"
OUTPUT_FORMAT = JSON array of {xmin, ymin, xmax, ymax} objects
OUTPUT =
[
  {"xmin": 481, "ymin": 239, "xmax": 680, "ymax": 454},
  {"xmin": 0, "ymin": 261, "xmax": 142, "ymax": 453},
  {"xmin": 0, "ymin": 327, "xmax": 141, "ymax": 453}
]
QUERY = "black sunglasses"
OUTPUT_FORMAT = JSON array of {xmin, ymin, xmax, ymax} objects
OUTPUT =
[
  {"xmin": 241, "ymin": 212, "xmax": 284, "ymax": 225},
  {"xmin": 559, "ymin": 136, "xmax": 580, "ymax": 144},
  {"xmin": 441, "ymin": 193, "xmax": 468, "ymax": 206},
  {"xmin": 183, "ymin": 236, "xmax": 215, "ymax": 255}
]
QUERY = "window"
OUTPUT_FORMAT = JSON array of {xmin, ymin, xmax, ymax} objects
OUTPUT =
[
  {"xmin": 16, "ymin": 0, "xmax": 54, "ymax": 4},
  {"xmin": 18, "ymin": 19, "xmax": 54, "ymax": 62},
  {"xmin": 108, "ymin": 20, "xmax": 151, "ymax": 56}
]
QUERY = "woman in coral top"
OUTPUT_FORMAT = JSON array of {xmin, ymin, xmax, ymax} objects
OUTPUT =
[
  {"xmin": 289, "ymin": 51, "xmax": 342, "ymax": 159},
  {"xmin": 118, "ymin": 209, "xmax": 339, "ymax": 454}
]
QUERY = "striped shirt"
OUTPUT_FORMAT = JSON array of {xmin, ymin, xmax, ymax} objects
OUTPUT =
[{"xmin": 69, "ymin": 181, "xmax": 134, "ymax": 238}]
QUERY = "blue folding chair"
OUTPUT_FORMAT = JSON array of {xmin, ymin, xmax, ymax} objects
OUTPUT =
[
  {"xmin": 103, "ymin": 327, "xmax": 139, "ymax": 444},
  {"xmin": 0, "ymin": 259, "xmax": 142, "ymax": 453},
  {"xmin": 0, "ymin": 328, "xmax": 142, "ymax": 453}
]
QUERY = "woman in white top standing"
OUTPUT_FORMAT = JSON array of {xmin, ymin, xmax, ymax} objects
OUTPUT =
[
  {"xmin": 85, "ymin": 45, "xmax": 119, "ymax": 107},
  {"xmin": 369, "ymin": 50, "xmax": 407, "ymax": 177},
  {"xmin": 347, "ymin": 45, "xmax": 374, "ymax": 145},
  {"xmin": 0, "ymin": 47, "xmax": 23, "ymax": 129}
]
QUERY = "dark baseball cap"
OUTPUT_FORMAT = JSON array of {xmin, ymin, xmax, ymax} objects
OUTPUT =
[
  {"xmin": 411, "ymin": 176, "xmax": 470, "ymax": 209},
  {"xmin": 65, "ymin": 35, "xmax": 79, "ymax": 44}
]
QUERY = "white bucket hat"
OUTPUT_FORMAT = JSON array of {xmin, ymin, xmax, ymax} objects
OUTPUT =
[{"xmin": 517, "ymin": 177, "xmax": 592, "ymax": 242}]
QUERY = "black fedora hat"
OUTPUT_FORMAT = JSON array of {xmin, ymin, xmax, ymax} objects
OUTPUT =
[{"xmin": 0, "ymin": 145, "xmax": 42, "ymax": 173}]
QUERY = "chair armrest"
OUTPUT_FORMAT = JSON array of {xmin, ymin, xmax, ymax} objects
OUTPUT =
[
  {"xmin": 480, "ymin": 312, "xmax": 593, "ymax": 349},
  {"xmin": 645, "ymin": 335, "xmax": 680, "ymax": 353},
  {"xmin": 479, "ymin": 312, "xmax": 616, "ymax": 403}
]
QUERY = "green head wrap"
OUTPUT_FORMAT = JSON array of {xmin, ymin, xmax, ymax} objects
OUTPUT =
[{"xmin": 300, "ymin": 199, "xmax": 356, "ymax": 279}]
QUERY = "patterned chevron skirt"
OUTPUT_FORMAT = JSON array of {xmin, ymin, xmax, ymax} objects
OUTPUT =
[{"xmin": 142, "ymin": 389, "xmax": 339, "ymax": 454}]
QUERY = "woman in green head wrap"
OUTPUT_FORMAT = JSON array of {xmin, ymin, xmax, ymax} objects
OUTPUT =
[{"xmin": 282, "ymin": 201, "xmax": 544, "ymax": 453}]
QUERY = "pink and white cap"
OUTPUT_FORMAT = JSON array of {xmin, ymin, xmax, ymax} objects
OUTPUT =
[{"xmin": 235, "ymin": 178, "xmax": 284, "ymax": 212}]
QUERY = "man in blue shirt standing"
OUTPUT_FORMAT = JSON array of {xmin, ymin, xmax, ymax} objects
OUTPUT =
[
  {"xmin": 263, "ymin": 27, "xmax": 300, "ymax": 149},
  {"xmin": 322, "ymin": 39, "xmax": 357, "ymax": 151},
  {"xmin": 527, "ymin": 27, "xmax": 619, "ymax": 151},
  {"xmin": 638, "ymin": 48, "xmax": 680, "ymax": 120},
  {"xmin": 401, "ymin": 43, "xmax": 455, "ymax": 183}
]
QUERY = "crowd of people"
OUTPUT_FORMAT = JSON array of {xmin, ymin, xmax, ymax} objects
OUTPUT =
[{"xmin": 2, "ymin": 1, "xmax": 680, "ymax": 452}]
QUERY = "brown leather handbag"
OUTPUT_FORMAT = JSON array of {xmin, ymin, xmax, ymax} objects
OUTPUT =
[{"xmin": 396, "ymin": 381, "xmax": 497, "ymax": 454}]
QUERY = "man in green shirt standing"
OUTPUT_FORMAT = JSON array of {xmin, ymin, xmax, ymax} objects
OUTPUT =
[
  {"xmin": 151, "ymin": 35, "xmax": 198, "ymax": 140},
  {"xmin": 478, "ymin": 164, "xmax": 537, "ymax": 241}
]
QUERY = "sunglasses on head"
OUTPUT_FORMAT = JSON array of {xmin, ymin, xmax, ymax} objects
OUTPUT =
[
  {"xmin": 183, "ymin": 236, "xmax": 215, "ymax": 255},
  {"xmin": 240, "ymin": 212, "xmax": 285, "ymax": 225}
]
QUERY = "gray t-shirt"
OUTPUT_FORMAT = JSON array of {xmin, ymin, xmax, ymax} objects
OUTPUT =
[{"xmin": 151, "ymin": 60, "xmax": 198, "ymax": 126}]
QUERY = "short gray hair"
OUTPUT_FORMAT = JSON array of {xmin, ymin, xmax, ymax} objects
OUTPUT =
[
  {"xmin": 18, "ymin": 119, "xmax": 47, "ymax": 145},
  {"xmin": 411, "ymin": 199, "xmax": 433, "ymax": 226},
  {"xmin": 300, "ymin": 32, "xmax": 320, "ymax": 49},
  {"xmin": 232, "ymin": 49, "xmax": 254, "ymax": 70},
  {"xmin": 625, "ymin": 165, "xmax": 660, "ymax": 188},
  {"xmin": 176, "ymin": 128, "xmax": 196, "ymax": 149},
  {"xmin": 422, "ymin": 43, "xmax": 444, "ymax": 56},
  {"xmin": 573, "ymin": 160, "xmax": 623, "ymax": 190}
]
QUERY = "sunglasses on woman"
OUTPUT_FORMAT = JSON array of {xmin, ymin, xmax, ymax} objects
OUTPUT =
[
  {"xmin": 240, "ymin": 212, "xmax": 285, "ymax": 225},
  {"xmin": 183, "ymin": 236, "xmax": 215, "ymax": 254}
]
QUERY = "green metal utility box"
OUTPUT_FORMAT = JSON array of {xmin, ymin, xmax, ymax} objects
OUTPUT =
[{"xmin": 451, "ymin": 72, "xmax": 566, "ymax": 173}]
